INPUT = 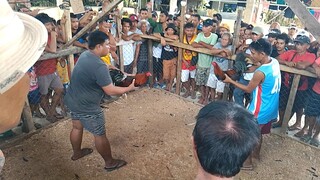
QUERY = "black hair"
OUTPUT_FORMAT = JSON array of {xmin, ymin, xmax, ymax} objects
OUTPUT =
[
  {"xmin": 51, "ymin": 18, "xmax": 57, "ymax": 26},
  {"xmin": 88, "ymin": 30, "xmax": 109, "ymax": 50},
  {"xmin": 70, "ymin": 13, "xmax": 78, "ymax": 19},
  {"xmin": 57, "ymin": 19, "xmax": 61, "ymax": 25},
  {"xmin": 213, "ymin": 13, "xmax": 222, "ymax": 22},
  {"xmin": 168, "ymin": 14, "xmax": 174, "ymax": 21},
  {"xmin": 140, "ymin": 8, "xmax": 148, "ymax": 13},
  {"xmin": 160, "ymin": 10, "xmax": 169, "ymax": 17},
  {"xmin": 184, "ymin": 22, "xmax": 194, "ymax": 29},
  {"xmin": 211, "ymin": 19, "xmax": 219, "ymax": 25},
  {"xmin": 191, "ymin": 14, "xmax": 201, "ymax": 21},
  {"xmin": 193, "ymin": 101, "xmax": 260, "ymax": 178},
  {"xmin": 276, "ymin": 33, "xmax": 290, "ymax": 45},
  {"xmin": 121, "ymin": 18, "xmax": 132, "ymax": 26},
  {"xmin": 35, "ymin": 13, "xmax": 53, "ymax": 24},
  {"xmin": 241, "ymin": 21, "xmax": 249, "ymax": 28},
  {"xmin": 249, "ymin": 38, "xmax": 272, "ymax": 56},
  {"xmin": 246, "ymin": 24, "xmax": 254, "ymax": 30}
]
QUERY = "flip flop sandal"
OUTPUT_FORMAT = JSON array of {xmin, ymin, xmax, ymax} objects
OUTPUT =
[
  {"xmin": 71, "ymin": 148, "xmax": 93, "ymax": 161},
  {"xmin": 288, "ymin": 126, "xmax": 301, "ymax": 131},
  {"xmin": 310, "ymin": 138, "xmax": 320, "ymax": 147},
  {"xmin": 272, "ymin": 123, "xmax": 282, "ymax": 129},
  {"xmin": 294, "ymin": 131, "xmax": 305, "ymax": 138},
  {"xmin": 300, "ymin": 134, "xmax": 312, "ymax": 143},
  {"xmin": 54, "ymin": 114, "xmax": 64, "ymax": 119},
  {"xmin": 104, "ymin": 160, "xmax": 127, "ymax": 172},
  {"xmin": 241, "ymin": 165, "xmax": 254, "ymax": 171}
]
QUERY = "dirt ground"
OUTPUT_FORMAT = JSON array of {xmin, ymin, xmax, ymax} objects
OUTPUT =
[{"xmin": 1, "ymin": 89, "xmax": 320, "ymax": 180}]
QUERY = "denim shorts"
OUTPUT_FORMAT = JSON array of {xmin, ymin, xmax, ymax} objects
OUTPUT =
[{"xmin": 71, "ymin": 111, "xmax": 106, "ymax": 136}]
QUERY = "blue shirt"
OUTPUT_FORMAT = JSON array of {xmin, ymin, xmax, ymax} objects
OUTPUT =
[{"xmin": 248, "ymin": 58, "xmax": 281, "ymax": 124}]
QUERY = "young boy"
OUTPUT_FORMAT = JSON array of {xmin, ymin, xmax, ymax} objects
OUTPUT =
[
  {"xmin": 206, "ymin": 32, "xmax": 232, "ymax": 102},
  {"xmin": 154, "ymin": 23, "xmax": 179, "ymax": 92},
  {"xmin": 181, "ymin": 22, "xmax": 197, "ymax": 99},
  {"xmin": 121, "ymin": 18, "xmax": 141, "ymax": 73},
  {"xmin": 192, "ymin": 19, "xmax": 218, "ymax": 104}
]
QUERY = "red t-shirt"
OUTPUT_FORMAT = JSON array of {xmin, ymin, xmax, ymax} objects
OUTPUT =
[
  {"xmin": 312, "ymin": 57, "xmax": 320, "ymax": 94},
  {"xmin": 35, "ymin": 34, "xmax": 57, "ymax": 76},
  {"xmin": 279, "ymin": 50, "xmax": 316, "ymax": 90}
]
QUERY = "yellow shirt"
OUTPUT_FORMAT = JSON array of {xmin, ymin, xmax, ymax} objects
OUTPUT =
[
  {"xmin": 183, "ymin": 34, "xmax": 197, "ymax": 61},
  {"xmin": 56, "ymin": 59, "xmax": 69, "ymax": 84},
  {"xmin": 101, "ymin": 53, "xmax": 112, "ymax": 65}
]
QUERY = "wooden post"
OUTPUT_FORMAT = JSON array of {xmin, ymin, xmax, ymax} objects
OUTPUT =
[
  {"xmin": 285, "ymin": 0, "xmax": 320, "ymax": 41},
  {"xmin": 64, "ymin": 10, "xmax": 75, "ymax": 72},
  {"xmin": 222, "ymin": 8, "xmax": 244, "ymax": 101},
  {"xmin": 175, "ymin": 2, "xmax": 186, "ymax": 95},
  {"xmin": 280, "ymin": 74, "xmax": 301, "ymax": 134},
  {"xmin": 21, "ymin": 100, "xmax": 35, "ymax": 133},
  {"xmin": 116, "ymin": 15, "xmax": 124, "ymax": 72},
  {"xmin": 243, "ymin": 0, "xmax": 256, "ymax": 24},
  {"xmin": 62, "ymin": 0, "xmax": 123, "ymax": 48},
  {"xmin": 148, "ymin": 39, "xmax": 154, "ymax": 86}
]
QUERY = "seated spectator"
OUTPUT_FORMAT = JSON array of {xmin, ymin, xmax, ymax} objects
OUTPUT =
[
  {"xmin": 275, "ymin": 35, "xmax": 316, "ymax": 130},
  {"xmin": 287, "ymin": 24, "xmax": 298, "ymax": 49},
  {"xmin": 193, "ymin": 101, "xmax": 260, "ymax": 178}
]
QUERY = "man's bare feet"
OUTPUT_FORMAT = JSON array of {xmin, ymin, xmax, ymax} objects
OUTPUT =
[
  {"xmin": 288, "ymin": 124, "xmax": 302, "ymax": 131},
  {"xmin": 198, "ymin": 98, "xmax": 204, "ymax": 104}
]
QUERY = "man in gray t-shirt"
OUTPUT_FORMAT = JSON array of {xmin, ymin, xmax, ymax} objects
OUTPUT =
[{"xmin": 65, "ymin": 31, "xmax": 137, "ymax": 172}]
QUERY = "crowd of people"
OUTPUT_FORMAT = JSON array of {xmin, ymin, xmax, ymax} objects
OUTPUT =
[{"xmin": 1, "ymin": 0, "xmax": 320, "ymax": 178}]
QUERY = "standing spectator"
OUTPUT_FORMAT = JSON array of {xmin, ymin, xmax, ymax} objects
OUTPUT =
[
  {"xmin": 129, "ymin": 14, "xmax": 143, "ymax": 73},
  {"xmin": 34, "ymin": 13, "xmax": 64, "ymax": 122},
  {"xmin": 267, "ymin": 29, "xmax": 281, "ymax": 46},
  {"xmin": 287, "ymin": 24, "xmax": 298, "ymax": 49},
  {"xmin": 210, "ymin": 19, "xmax": 219, "ymax": 34},
  {"xmin": 121, "ymin": 18, "xmax": 141, "ymax": 73},
  {"xmin": 224, "ymin": 38, "xmax": 281, "ymax": 170},
  {"xmin": 154, "ymin": 23, "xmax": 179, "ymax": 91},
  {"xmin": 138, "ymin": 8, "xmax": 150, "ymax": 31},
  {"xmin": 70, "ymin": 13, "xmax": 88, "ymax": 49},
  {"xmin": 206, "ymin": 33, "xmax": 232, "ymax": 102},
  {"xmin": 212, "ymin": 13, "xmax": 222, "ymax": 27},
  {"xmin": 270, "ymin": 33, "xmax": 289, "ymax": 58},
  {"xmin": 148, "ymin": 10, "xmax": 169, "ymax": 88},
  {"xmin": 64, "ymin": 31, "xmax": 137, "ymax": 171},
  {"xmin": 192, "ymin": 19, "xmax": 218, "ymax": 104},
  {"xmin": 137, "ymin": 20, "xmax": 149, "ymax": 74},
  {"xmin": 190, "ymin": 14, "xmax": 201, "ymax": 34},
  {"xmin": 181, "ymin": 23, "xmax": 197, "ymax": 99},
  {"xmin": 275, "ymin": 35, "xmax": 316, "ymax": 130},
  {"xmin": 193, "ymin": 101, "xmax": 260, "ymax": 178},
  {"xmin": 218, "ymin": 23, "xmax": 230, "ymax": 37}
]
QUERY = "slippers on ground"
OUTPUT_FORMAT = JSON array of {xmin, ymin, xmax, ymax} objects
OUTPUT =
[
  {"xmin": 71, "ymin": 148, "xmax": 93, "ymax": 161},
  {"xmin": 300, "ymin": 134, "xmax": 312, "ymax": 143},
  {"xmin": 54, "ymin": 114, "xmax": 64, "ymax": 119},
  {"xmin": 272, "ymin": 123, "xmax": 282, "ymax": 129},
  {"xmin": 294, "ymin": 131, "xmax": 305, "ymax": 138},
  {"xmin": 310, "ymin": 138, "xmax": 320, "ymax": 147},
  {"xmin": 288, "ymin": 126, "xmax": 301, "ymax": 131},
  {"xmin": 104, "ymin": 159, "xmax": 127, "ymax": 172}
]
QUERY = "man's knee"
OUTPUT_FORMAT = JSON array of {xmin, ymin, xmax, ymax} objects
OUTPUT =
[{"xmin": 72, "ymin": 120, "xmax": 83, "ymax": 130}]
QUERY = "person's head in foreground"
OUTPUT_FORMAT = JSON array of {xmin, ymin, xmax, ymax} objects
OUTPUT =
[
  {"xmin": 193, "ymin": 101, "xmax": 260, "ymax": 179},
  {"xmin": 88, "ymin": 30, "xmax": 110, "ymax": 57},
  {"xmin": 0, "ymin": 0, "xmax": 47, "ymax": 133},
  {"xmin": 249, "ymin": 38, "xmax": 272, "ymax": 64}
]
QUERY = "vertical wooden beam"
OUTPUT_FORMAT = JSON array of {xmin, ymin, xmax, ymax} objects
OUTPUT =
[
  {"xmin": 243, "ymin": 0, "xmax": 256, "ymax": 24},
  {"xmin": 148, "ymin": 39, "xmax": 154, "ymax": 86},
  {"xmin": 116, "ymin": 15, "xmax": 124, "ymax": 72},
  {"xmin": 21, "ymin": 100, "xmax": 35, "ymax": 133},
  {"xmin": 175, "ymin": 2, "xmax": 186, "ymax": 95},
  {"xmin": 64, "ymin": 10, "xmax": 75, "ymax": 73},
  {"xmin": 281, "ymin": 74, "xmax": 301, "ymax": 134}
]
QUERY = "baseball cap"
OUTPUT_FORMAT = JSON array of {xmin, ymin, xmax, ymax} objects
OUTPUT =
[
  {"xmin": 129, "ymin": 14, "xmax": 139, "ymax": 22},
  {"xmin": 294, "ymin": 35, "xmax": 310, "ymax": 44},
  {"xmin": 219, "ymin": 23, "xmax": 230, "ymax": 31},
  {"xmin": 152, "ymin": 11, "xmax": 158, "ymax": 18},
  {"xmin": 296, "ymin": 30, "xmax": 310, "ymax": 37},
  {"xmin": 288, "ymin": 24, "xmax": 297, "ymax": 30},
  {"xmin": 203, "ymin": 19, "xmax": 213, "ymax": 27},
  {"xmin": 165, "ymin": 23, "xmax": 177, "ymax": 33},
  {"xmin": 267, "ymin": 29, "xmax": 281, "ymax": 37},
  {"xmin": 252, "ymin": 26, "xmax": 264, "ymax": 35}
]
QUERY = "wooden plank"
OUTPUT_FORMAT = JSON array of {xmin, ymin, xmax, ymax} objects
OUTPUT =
[
  {"xmin": 175, "ymin": 3, "xmax": 186, "ymax": 95},
  {"xmin": 21, "ymin": 100, "xmax": 35, "ymax": 133},
  {"xmin": 39, "ymin": 47, "xmax": 84, "ymax": 61},
  {"xmin": 62, "ymin": 0, "xmax": 123, "ymax": 48},
  {"xmin": 148, "ymin": 39, "xmax": 154, "ymax": 86},
  {"xmin": 285, "ymin": 0, "xmax": 320, "ymax": 41},
  {"xmin": 116, "ymin": 15, "xmax": 124, "ymax": 72},
  {"xmin": 280, "ymin": 74, "xmax": 301, "ymax": 134},
  {"xmin": 64, "ymin": 10, "xmax": 75, "ymax": 72},
  {"xmin": 280, "ymin": 65, "xmax": 317, "ymax": 78}
]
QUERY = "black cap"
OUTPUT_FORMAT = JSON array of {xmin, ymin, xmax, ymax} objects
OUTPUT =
[
  {"xmin": 165, "ymin": 23, "xmax": 177, "ymax": 33},
  {"xmin": 294, "ymin": 35, "xmax": 310, "ymax": 44},
  {"xmin": 203, "ymin": 19, "xmax": 213, "ymax": 27},
  {"xmin": 268, "ymin": 29, "xmax": 281, "ymax": 37}
]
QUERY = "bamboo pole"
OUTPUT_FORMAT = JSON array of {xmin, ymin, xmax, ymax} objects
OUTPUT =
[
  {"xmin": 175, "ymin": 2, "xmax": 186, "ymax": 95},
  {"xmin": 64, "ymin": 10, "xmax": 75, "ymax": 72},
  {"xmin": 21, "ymin": 100, "xmax": 35, "ymax": 133},
  {"xmin": 61, "ymin": 0, "xmax": 123, "ymax": 48},
  {"xmin": 281, "ymin": 74, "xmax": 301, "ymax": 134},
  {"xmin": 116, "ymin": 14, "xmax": 124, "ymax": 72}
]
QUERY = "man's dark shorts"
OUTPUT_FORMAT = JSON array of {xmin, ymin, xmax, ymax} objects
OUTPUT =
[
  {"xmin": 305, "ymin": 90, "xmax": 320, "ymax": 117},
  {"xmin": 71, "ymin": 111, "xmax": 106, "ymax": 136},
  {"xmin": 260, "ymin": 121, "xmax": 272, "ymax": 134},
  {"xmin": 279, "ymin": 85, "xmax": 307, "ymax": 112}
]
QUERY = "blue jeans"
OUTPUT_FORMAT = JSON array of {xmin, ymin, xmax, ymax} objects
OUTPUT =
[
  {"xmin": 71, "ymin": 111, "xmax": 106, "ymax": 136},
  {"xmin": 233, "ymin": 76, "xmax": 250, "ymax": 107}
]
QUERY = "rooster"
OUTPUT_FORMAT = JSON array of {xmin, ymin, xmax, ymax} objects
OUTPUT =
[{"xmin": 109, "ymin": 69, "xmax": 152, "ymax": 87}]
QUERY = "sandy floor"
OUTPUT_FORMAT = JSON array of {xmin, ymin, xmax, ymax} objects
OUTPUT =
[{"xmin": 1, "ymin": 89, "xmax": 319, "ymax": 180}]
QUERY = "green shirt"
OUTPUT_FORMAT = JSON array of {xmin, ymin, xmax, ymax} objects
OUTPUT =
[{"xmin": 194, "ymin": 32, "xmax": 218, "ymax": 68}]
